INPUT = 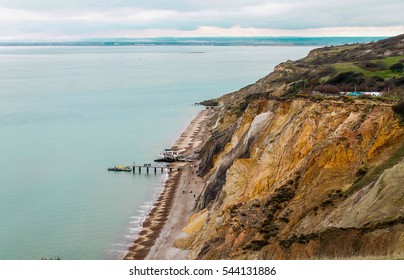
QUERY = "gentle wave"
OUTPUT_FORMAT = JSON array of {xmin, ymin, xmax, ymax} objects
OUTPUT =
[{"xmin": 105, "ymin": 173, "xmax": 169, "ymax": 259}]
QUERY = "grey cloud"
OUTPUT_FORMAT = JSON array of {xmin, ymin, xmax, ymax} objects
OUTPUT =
[{"xmin": 0, "ymin": 0, "xmax": 402, "ymax": 39}]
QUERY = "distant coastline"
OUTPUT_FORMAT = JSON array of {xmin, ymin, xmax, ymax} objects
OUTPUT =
[{"xmin": 0, "ymin": 36, "xmax": 385, "ymax": 47}]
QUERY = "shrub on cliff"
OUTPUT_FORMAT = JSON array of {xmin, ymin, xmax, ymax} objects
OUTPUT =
[
  {"xmin": 357, "ymin": 61, "xmax": 378, "ymax": 71},
  {"xmin": 342, "ymin": 96, "xmax": 355, "ymax": 103},
  {"xmin": 392, "ymin": 100, "xmax": 404, "ymax": 119},
  {"xmin": 243, "ymin": 240, "xmax": 268, "ymax": 251},
  {"xmin": 389, "ymin": 62, "xmax": 404, "ymax": 73},
  {"xmin": 328, "ymin": 71, "xmax": 366, "ymax": 85},
  {"xmin": 313, "ymin": 84, "xmax": 340, "ymax": 94}
]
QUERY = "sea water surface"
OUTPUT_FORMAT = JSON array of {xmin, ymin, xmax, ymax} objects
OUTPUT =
[{"xmin": 0, "ymin": 45, "xmax": 314, "ymax": 259}]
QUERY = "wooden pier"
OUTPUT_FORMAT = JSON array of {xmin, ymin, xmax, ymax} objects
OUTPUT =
[{"xmin": 132, "ymin": 164, "xmax": 182, "ymax": 174}]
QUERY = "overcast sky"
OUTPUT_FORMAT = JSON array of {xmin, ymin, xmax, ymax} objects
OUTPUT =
[{"xmin": 0, "ymin": 0, "xmax": 403, "ymax": 41}]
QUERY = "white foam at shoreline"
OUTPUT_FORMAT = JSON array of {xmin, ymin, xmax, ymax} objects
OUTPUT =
[{"xmin": 104, "ymin": 172, "xmax": 169, "ymax": 259}]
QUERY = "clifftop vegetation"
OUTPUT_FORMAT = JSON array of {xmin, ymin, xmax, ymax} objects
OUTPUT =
[{"xmin": 215, "ymin": 34, "xmax": 404, "ymax": 116}]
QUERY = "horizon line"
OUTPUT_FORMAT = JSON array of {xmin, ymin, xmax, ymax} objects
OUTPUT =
[{"xmin": 0, "ymin": 36, "xmax": 388, "ymax": 46}]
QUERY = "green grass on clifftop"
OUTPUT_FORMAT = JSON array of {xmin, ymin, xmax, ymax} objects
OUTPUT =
[{"xmin": 333, "ymin": 56, "xmax": 404, "ymax": 79}]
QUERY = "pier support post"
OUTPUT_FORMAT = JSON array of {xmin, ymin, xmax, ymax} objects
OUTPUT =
[
  {"xmin": 147, "ymin": 167, "xmax": 149, "ymax": 174},
  {"xmin": 154, "ymin": 167, "xmax": 157, "ymax": 174},
  {"xmin": 161, "ymin": 168, "xmax": 163, "ymax": 173},
  {"xmin": 139, "ymin": 166, "xmax": 141, "ymax": 173}
]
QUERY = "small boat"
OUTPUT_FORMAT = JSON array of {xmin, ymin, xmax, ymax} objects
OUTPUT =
[{"xmin": 108, "ymin": 165, "xmax": 132, "ymax": 172}]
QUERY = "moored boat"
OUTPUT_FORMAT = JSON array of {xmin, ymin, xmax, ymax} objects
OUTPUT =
[{"xmin": 108, "ymin": 165, "xmax": 132, "ymax": 171}]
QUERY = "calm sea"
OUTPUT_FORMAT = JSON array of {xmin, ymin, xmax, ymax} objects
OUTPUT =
[{"xmin": 0, "ymin": 45, "xmax": 315, "ymax": 259}]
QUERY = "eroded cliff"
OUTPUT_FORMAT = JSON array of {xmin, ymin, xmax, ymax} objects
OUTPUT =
[
  {"xmin": 177, "ymin": 35, "xmax": 404, "ymax": 260},
  {"xmin": 179, "ymin": 98, "xmax": 403, "ymax": 259}
]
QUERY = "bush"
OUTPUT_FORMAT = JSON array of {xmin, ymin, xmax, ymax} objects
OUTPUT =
[
  {"xmin": 358, "ymin": 61, "xmax": 378, "ymax": 70},
  {"xmin": 395, "ymin": 77, "xmax": 404, "ymax": 86},
  {"xmin": 370, "ymin": 75, "xmax": 384, "ymax": 82},
  {"xmin": 243, "ymin": 240, "xmax": 268, "ymax": 251},
  {"xmin": 313, "ymin": 84, "xmax": 340, "ymax": 94},
  {"xmin": 265, "ymin": 186, "xmax": 295, "ymax": 206},
  {"xmin": 393, "ymin": 101, "xmax": 404, "ymax": 118},
  {"xmin": 389, "ymin": 63, "xmax": 404, "ymax": 73},
  {"xmin": 329, "ymin": 71, "xmax": 366, "ymax": 85},
  {"xmin": 342, "ymin": 96, "xmax": 355, "ymax": 103},
  {"xmin": 375, "ymin": 61, "xmax": 388, "ymax": 70}
]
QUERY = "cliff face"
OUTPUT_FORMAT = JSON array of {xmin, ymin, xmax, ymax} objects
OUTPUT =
[
  {"xmin": 180, "ymin": 98, "xmax": 404, "ymax": 259},
  {"xmin": 176, "ymin": 35, "xmax": 404, "ymax": 259}
]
